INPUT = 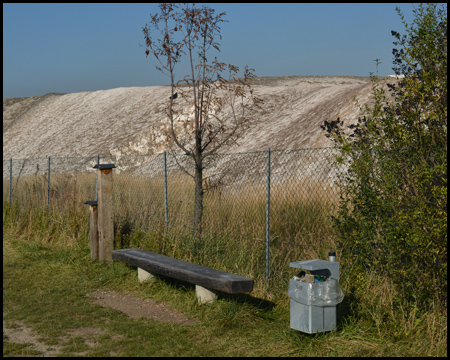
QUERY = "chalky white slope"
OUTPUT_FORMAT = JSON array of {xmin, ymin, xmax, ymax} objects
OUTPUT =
[{"xmin": 4, "ymin": 76, "xmax": 384, "ymax": 160}]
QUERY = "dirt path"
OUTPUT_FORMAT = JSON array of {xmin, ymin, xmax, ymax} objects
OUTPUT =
[
  {"xmin": 88, "ymin": 289, "xmax": 198, "ymax": 325},
  {"xmin": 3, "ymin": 318, "xmax": 110, "ymax": 357},
  {"xmin": 3, "ymin": 290, "xmax": 198, "ymax": 356}
]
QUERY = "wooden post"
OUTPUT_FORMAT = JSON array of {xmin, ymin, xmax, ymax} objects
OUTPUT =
[
  {"xmin": 85, "ymin": 201, "xmax": 99, "ymax": 259},
  {"xmin": 94, "ymin": 164, "xmax": 116, "ymax": 263}
]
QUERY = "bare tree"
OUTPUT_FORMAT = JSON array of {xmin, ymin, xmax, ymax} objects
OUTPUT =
[{"xmin": 142, "ymin": 3, "xmax": 261, "ymax": 243}]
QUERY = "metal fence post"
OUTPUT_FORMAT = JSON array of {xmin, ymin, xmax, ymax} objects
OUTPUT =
[
  {"xmin": 266, "ymin": 148, "xmax": 271, "ymax": 288},
  {"xmin": 164, "ymin": 151, "xmax": 169, "ymax": 232},
  {"xmin": 47, "ymin": 156, "xmax": 51, "ymax": 211},
  {"xmin": 9, "ymin": 158, "xmax": 12, "ymax": 205}
]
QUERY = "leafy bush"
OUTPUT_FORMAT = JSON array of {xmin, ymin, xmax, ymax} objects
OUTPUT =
[{"xmin": 322, "ymin": 3, "xmax": 447, "ymax": 306}]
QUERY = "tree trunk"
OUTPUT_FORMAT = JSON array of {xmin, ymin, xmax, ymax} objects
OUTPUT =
[{"xmin": 193, "ymin": 134, "xmax": 203, "ymax": 248}]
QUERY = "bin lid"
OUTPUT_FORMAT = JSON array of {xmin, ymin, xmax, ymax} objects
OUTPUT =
[{"xmin": 290, "ymin": 259, "xmax": 340, "ymax": 279}]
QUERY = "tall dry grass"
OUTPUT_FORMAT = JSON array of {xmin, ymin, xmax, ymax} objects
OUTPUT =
[
  {"xmin": 3, "ymin": 170, "xmax": 447, "ymax": 355},
  {"xmin": 4, "ymin": 170, "xmax": 339, "ymax": 296},
  {"xmin": 110, "ymin": 171, "xmax": 341, "ymax": 296}
]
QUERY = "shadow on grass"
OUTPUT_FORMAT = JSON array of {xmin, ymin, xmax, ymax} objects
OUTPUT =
[
  {"xmin": 217, "ymin": 292, "xmax": 276, "ymax": 312},
  {"xmin": 335, "ymin": 286, "xmax": 359, "ymax": 330},
  {"xmin": 158, "ymin": 275, "xmax": 276, "ymax": 312},
  {"xmin": 122, "ymin": 263, "xmax": 276, "ymax": 311}
]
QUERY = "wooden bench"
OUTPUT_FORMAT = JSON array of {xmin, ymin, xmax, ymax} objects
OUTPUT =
[{"xmin": 112, "ymin": 248, "xmax": 254, "ymax": 304}]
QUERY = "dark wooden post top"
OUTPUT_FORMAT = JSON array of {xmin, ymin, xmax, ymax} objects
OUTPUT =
[{"xmin": 93, "ymin": 164, "xmax": 116, "ymax": 169}]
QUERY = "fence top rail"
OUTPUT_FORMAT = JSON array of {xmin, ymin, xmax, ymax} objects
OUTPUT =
[
  {"xmin": 3, "ymin": 155, "xmax": 100, "ymax": 162},
  {"xmin": 3, "ymin": 146, "xmax": 429, "ymax": 163},
  {"xmin": 3, "ymin": 147, "xmax": 345, "ymax": 162}
]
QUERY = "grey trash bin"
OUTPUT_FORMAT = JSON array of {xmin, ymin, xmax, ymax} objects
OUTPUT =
[{"xmin": 288, "ymin": 253, "xmax": 344, "ymax": 334}]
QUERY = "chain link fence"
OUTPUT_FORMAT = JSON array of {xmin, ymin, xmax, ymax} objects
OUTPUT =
[
  {"xmin": 3, "ymin": 155, "xmax": 98, "ymax": 214},
  {"xmin": 3, "ymin": 147, "xmax": 344, "ymax": 291}
]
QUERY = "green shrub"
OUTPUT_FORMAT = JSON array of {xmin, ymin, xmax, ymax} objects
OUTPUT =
[{"xmin": 322, "ymin": 3, "xmax": 447, "ymax": 306}]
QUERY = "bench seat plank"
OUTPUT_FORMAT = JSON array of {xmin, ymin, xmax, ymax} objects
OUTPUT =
[{"xmin": 112, "ymin": 249, "xmax": 254, "ymax": 294}]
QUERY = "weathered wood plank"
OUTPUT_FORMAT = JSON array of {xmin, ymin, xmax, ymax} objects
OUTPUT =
[
  {"xmin": 88, "ymin": 204, "xmax": 98, "ymax": 260},
  {"xmin": 112, "ymin": 249, "xmax": 254, "ymax": 294},
  {"xmin": 96, "ymin": 165, "xmax": 115, "ymax": 263}
]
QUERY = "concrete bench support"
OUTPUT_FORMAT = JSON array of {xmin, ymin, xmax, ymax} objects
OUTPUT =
[
  {"xmin": 196, "ymin": 285, "xmax": 218, "ymax": 304},
  {"xmin": 138, "ymin": 267, "xmax": 156, "ymax": 283}
]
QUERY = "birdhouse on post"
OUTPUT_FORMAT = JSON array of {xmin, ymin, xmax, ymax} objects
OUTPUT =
[{"xmin": 93, "ymin": 164, "xmax": 116, "ymax": 263}]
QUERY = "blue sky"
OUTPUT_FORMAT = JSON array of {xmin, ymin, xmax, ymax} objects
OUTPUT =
[{"xmin": 3, "ymin": 3, "xmax": 420, "ymax": 99}]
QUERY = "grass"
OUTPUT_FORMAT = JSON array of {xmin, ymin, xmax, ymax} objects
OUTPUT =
[
  {"xmin": 3, "ymin": 170, "xmax": 447, "ymax": 356},
  {"xmin": 3, "ymin": 227, "xmax": 447, "ymax": 357}
]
